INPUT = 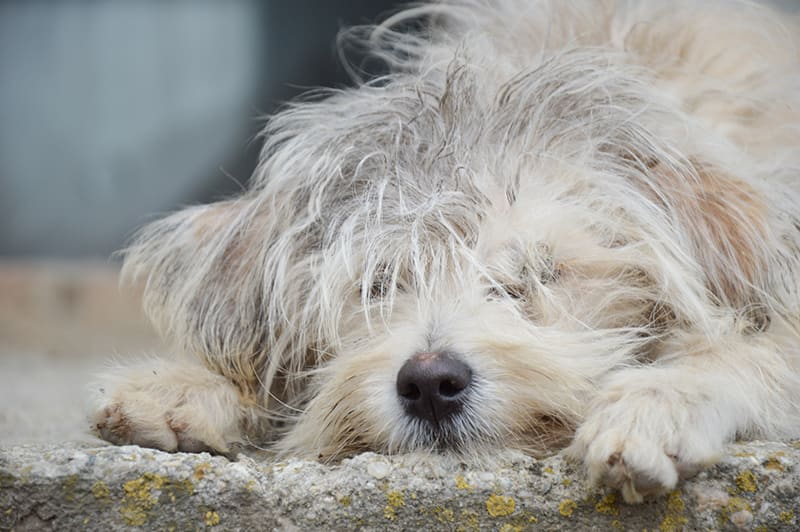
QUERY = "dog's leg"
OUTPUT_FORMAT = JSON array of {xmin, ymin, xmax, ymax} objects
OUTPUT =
[
  {"xmin": 567, "ymin": 324, "xmax": 800, "ymax": 503},
  {"xmin": 91, "ymin": 199, "xmax": 276, "ymax": 453},
  {"xmin": 90, "ymin": 357, "xmax": 259, "ymax": 454}
]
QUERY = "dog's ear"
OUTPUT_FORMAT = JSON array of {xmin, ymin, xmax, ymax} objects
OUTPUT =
[
  {"xmin": 629, "ymin": 156, "xmax": 769, "ymax": 308},
  {"xmin": 122, "ymin": 198, "xmax": 270, "ymax": 382}
]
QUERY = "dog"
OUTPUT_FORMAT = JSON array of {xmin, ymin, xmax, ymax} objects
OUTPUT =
[{"xmin": 91, "ymin": 0, "xmax": 800, "ymax": 503}]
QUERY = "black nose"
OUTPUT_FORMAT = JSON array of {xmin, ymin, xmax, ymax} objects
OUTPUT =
[{"xmin": 396, "ymin": 351, "xmax": 472, "ymax": 425}]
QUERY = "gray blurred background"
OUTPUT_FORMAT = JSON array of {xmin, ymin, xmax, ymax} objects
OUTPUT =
[{"xmin": 0, "ymin": 0, "xmax": 399, "ymax": 258}]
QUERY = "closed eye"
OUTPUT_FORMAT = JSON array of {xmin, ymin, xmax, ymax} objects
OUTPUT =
[
  {"xmin": 488, "ymin": 282, "xmax": 526, "ymax": 300},
  {"xmin": 535, "ymin": 245, "xmax": 560, "ymax": 285},
  {"xmin": 538, "ymin": 259, "xmax": 560, "ymax": 285},
  {"xmin": 360, "ymin": 268, "xmax": 404, "ymax": 301},
  {"xmin": 363, "ymin": 275, "xmax": 391, "ymax": 300},
  {"xmin": 486, "ymin": 244, "xmax": 559, "ymax": 301}
]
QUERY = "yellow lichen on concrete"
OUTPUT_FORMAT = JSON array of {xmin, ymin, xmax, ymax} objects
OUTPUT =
[
  {"xmin": 667, "ymin": 490, "xmax": 685, "ymax": 513},
  {"xmin": 543, "ymin": 466, "xmax": 554, "ymax": 474},
  {"xmin": 383, "ymin": 490, "xmax": 405, "ymax": 520},
  {"xmin": 62, "ymin": 474, "xmax": 79, "ymax": 502},
  {"xmin": 456, "ymin": 509, "xmax": 480, "ymax": 532},
  {"xmin": 596, "ymin": 493, "xmax": 619, "ymax": 516},
  {"xmin": 780, "ymin": 510, "xmax": 795, "ymax": 524},
  {"xmin": 119, "ymin": 473, "xmax": 194, "ymax": 527},
  {"xmin": 432, "ymin": 506, "xmax": 455, "ymax": 523},
  {"xmin": 499, "ymin": 524, "xmax": 522, "ymax": 532},
  {"xmin": 121, "ymin": 473, "xmax": 166, "ymax": 526},
  {"xmin": 386, "ymin": 490, "xmax": 405, "ymax": 508},
  {"xmin": 194, "ymin": 462, "xmax": 211, "ymax": 481},
  {"xmin": 659, "ymin": 490, "xmax": 688, "ymax": 532},
  {"xmin": 558, "ymin": 499, "xmax": 577, "ymax": 517},
  {"xmin": 717, "ymin": 496, "xmax": 752, "ymax": 528},
  {"xmin": 735, "ymin": 470, "xmax": 757, "ymax": 493},
  {"xmin": 91, "ymin": 480, "xmax": 110, "ymax": 501},
  {"xmin": 486, "ymin": 494, "xmax": 516, "ymax": 517},
  {"xmin": 764, "ymin": 457, "xmax": 784, "ymax": 472},
  {"xmin": 454, "ymin": 475, "xmax": 472, "ymax": 490},
  {"xmin": 383, "ymin": 505, "xmax": 397, "ymax": 520},
  {"xmin": 339, "ymin": 495, "xmax": 351, "ymax": 507},
  {"xmin": 204, "ymin": 510, "xmax": 220, "ymax": 526}
]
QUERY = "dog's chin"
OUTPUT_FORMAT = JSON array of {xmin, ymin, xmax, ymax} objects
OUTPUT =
[
  {"xmin": 382, "ymin": 405, "xmax": 576, "ymax": 460},
  {"xmin": 392, "ymin": 414, "xmax": 506, "ymax": 457},
  {"xmin": 406, "ymin": 421, "xmax": 469, "ymax": 452}
]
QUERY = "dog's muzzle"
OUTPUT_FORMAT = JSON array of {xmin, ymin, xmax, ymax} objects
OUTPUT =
[{"xmin": 396, "ymin": 351, "xmax": 472, "ymax": 427}]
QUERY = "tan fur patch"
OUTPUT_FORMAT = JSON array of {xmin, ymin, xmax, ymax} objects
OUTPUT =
[
  {"xmin": 690, "ymin": 163, "xmax": 766, "ymax": 300},
  {"xmin": 645, "ymin": 160, "xmax": 767, "ymax": 305}
]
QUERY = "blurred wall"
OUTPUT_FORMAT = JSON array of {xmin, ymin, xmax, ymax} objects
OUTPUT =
[
  {"xmin": 0, "ymin": 0, "xmax": 397, "ymax": 258},
  {"xmin": 0, "ymin": 0, "xmax": 797, "ymax": 258}
]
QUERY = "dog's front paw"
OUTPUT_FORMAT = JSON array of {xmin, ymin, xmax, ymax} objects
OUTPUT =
[
  {"xmin": 90, "ymin": 361, "xmax": 243, "ymax": 454},
  {"xmin": 92, "ymin": 398, "xmax": 223, "ymax": 453},
  {"xmin": 568, "ymin": 423, "xmax": 682, "ymax": 503},
  {"xmin": 566, "ymin": 383, "xmax": 722, "ymax": 503}
]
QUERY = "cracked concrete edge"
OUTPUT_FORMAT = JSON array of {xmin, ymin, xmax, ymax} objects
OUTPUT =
[{"xmin": 0, "ymin": 441, "xmax": 798, "ymax": 531}]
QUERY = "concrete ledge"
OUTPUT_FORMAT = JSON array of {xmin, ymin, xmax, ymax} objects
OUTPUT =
[{"xmin": 1, "ymin": 442, "xmax": 799, "ymax": 531}]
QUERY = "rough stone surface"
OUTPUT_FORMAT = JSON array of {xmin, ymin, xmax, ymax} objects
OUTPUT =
[{"xmin": 1, "ymin": 441, "xmax": 799, "ymax": 531}]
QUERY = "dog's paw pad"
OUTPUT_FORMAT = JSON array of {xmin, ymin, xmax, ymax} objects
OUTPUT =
[
  {"xmin": 568, "ymin": 433, "xmax": 677, "ymax": 502},
  {"xmin": 94, "ymin": 404, "xmax": 132, "ymax": 445},
  {"xmin": 91, "ymin": 399, "xmax": 181, "ymax": 451}
]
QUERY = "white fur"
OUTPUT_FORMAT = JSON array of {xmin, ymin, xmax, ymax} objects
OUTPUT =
[{"xmin": 91, "ymin": 0, "xmax": 800, "ymax": 502}]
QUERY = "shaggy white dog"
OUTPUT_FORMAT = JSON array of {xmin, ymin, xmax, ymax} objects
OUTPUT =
[{"xmin": 92, "ymin": 0, "xmax": 800, "ymax": 503}]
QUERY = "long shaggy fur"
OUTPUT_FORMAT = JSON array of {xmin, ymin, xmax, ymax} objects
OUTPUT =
[{"xmin": 92, "ymin": 0, "xmax": 800, "ymax": 502}]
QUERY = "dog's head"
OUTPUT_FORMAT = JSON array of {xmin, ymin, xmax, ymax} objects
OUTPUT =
[
  {"xmin": 276, "ymin": 183, "xmax": 668, "ymax": 458},
  {"xmin": 124, "ymin": 48, "xmax": 770, "ymax": 459}
]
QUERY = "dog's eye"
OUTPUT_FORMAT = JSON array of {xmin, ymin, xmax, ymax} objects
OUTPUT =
[
  {"xmin": 538, "ymin": 259, "xmax": 559, "ymax": 285},
  {"xmin": 535, "ymin": 245, "xmax": 559, "ymax": 285},
  {"xmin": 488, "ymin": 282, "xmax": 526, "ymax": 300},
  {"xmin": 369, "ymin": 278, "xmax": 390, "ymax": 299},
  {"xmin": 486, "ymin": 243, "xmax": 560, "ymax": 301},
  {"xmin": 361, "ymin": 272, "xmax": 395, "ymax": 300}
]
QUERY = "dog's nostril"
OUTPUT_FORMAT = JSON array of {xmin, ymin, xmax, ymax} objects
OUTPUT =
[
  {"xmin": 398, "ymin": 382, "xmax": 421, "ymax": 401},
  {"xmin": 396, "ymin": 351, "xmax": 472, "ymax": 425},
  {"xmin": 439, "ymin": 378, "xmax": 466, "ymax": 397}
]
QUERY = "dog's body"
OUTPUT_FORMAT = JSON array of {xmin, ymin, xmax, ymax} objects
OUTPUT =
[{"xmin": 92, "ymin": 0, "xmax": 800, "ymax": 502}]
